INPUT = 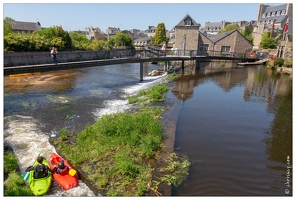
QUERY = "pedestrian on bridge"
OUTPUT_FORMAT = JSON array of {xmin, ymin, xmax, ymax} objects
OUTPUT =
[
  {"xmin": 50, "ymin": 47, "xmax": 58, "ymax": 65},
  {"xmin": 161, "ymin": 43, "xmax": 167, "ymax": 56}
]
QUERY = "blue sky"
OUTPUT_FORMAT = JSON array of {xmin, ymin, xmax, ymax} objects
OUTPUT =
[{"xmin": 2, "ymin": 1, "xmax": 286, "ymax": 33}]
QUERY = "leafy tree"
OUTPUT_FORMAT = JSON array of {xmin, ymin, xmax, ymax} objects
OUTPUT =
[
  {"xmin": 113, "ymin": 32, "xmax": 133, "ymax": 47},
  {"xmin": 4, "ymin": 17, "xmax": 15, "ymax": 36},
  {"xmin": 241, "ymin": 27, "xmax": 253, "ymax": 44},
  {"xmin": 260, "ymin": 32, "xmax": 277, "ymax": 49},
  {"xmin": 69, "ymin": 32, "xmax": 90, "ymax": 50},
  {"xmin": 104, "ymin": 37, "xmax": 115, "ymax": 50},
  {"xmin": 88, "ymin": 39, "xmax": 104, "ymax": 50},
  {"xmin": 34, "ymin": 26, "xmax": 72, "ymax": 50},
  {"xmin": 218, "ymin": 23, "xmax": 240, "ymax": 33},
  {"xmin": 154, "ymin": 23, "xmax": 167, "ymax": 45}
]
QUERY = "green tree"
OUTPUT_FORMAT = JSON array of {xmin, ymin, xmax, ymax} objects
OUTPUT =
[
  {"xmin": 69, "ymin": 32, "xmax": 91, "ymax": 50},
  {"xmin": 241, "ymin": 27, "xmax": 254, "ymax": 44},
  {"xmin": 154, "ymin": 23, "xmax": 167, "ymax": 45},
  {"xmin": 218, "ymin": 23, "xmax": 240, "ymax": 33},
  {"xmin": 89, "ymin": 39, "xmax": 104, "ymax": 50},
  {"xmin": 113, "ymin": 32, "xmax": 133, "ymax": 47},
  {"xmin": 104, "ymin": 37, "xmax": 115, "ymax": 50},
  {"xmin": 34, "ymin": 26, "xmax": 72, "ymax": 50},
  {"xmin": 4, "ymin": 17, "xmax": 15, "ymax": 36},
  {"xmin": 260, "ymin": 32, "xmax": 277, "ymax": 49}
]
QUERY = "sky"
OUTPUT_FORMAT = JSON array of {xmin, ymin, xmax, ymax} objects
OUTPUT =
[{"xmin": 2, "ymin": 0, "xmax": 288, "ymax": 33}]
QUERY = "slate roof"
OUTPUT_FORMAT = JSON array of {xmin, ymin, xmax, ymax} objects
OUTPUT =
[
  {"xmin": 175, "ymin": 14, "xmax": 200, "ymax": 27},
  {"xmin": 257, "ymin": 4, "xmax": 288, "ymax": 23},
  {"xmin": 208, "ymin": 30, "xmax": 235, "ymax": 44},
  {"xmin": 10, "ymin": 21, "xmax": 42, "ymax": 31}
]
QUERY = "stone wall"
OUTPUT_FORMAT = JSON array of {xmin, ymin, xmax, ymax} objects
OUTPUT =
[
  {"xmin": 213, "ymin": 31, "xmax": 253, "ymax": 55},
  {"xmin": 4, "ymin": 49, "xmax": 136, "ymax": 67},
  {"xmin": 175, "ymin": 26, "xmax": 199, "ymax": 53}
]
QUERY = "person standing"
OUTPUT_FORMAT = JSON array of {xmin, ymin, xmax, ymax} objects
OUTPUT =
[
  {"xmin": 161, "ymin": 43, "xmax": 167, "ymax": 56},
  {"xmin": 50, "ymin": 47, "xmax": 58, "ymax": 64}
]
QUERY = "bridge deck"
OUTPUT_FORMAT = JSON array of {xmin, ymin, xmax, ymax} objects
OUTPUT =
[{"xmin": 4, "ymin": 56, "xmax": 257, "ymax": 76}]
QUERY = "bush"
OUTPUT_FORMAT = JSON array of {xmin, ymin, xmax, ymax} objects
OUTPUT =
[
  {"xmin": 4, "ymin": 152, "xmax": 19, "ymax": 174},
  {"xmin": 274, "ymin": 57, "xmax": 284, "ymax": 67},
  {"xmin": 285, "ymin": 60, "xmax": 292, "ymax": 68}
]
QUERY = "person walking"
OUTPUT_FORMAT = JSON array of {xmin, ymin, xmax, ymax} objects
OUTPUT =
[
  {"xmin": 161, "ymin": 43, "xmax": 167, "ymax": 56},
  {"xmin": 50, "ymin": 47, "xmax": 58, "ymax": 64}
]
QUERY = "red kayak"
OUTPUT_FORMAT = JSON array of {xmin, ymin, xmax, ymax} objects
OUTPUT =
[{"xmin": 49, "ymin": 153, "xmax": 79, "ymax": 190}]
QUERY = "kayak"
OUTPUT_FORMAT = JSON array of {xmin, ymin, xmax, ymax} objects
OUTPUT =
[
  {"xmin": 28, "ymin": 156, "xmax": 52, "ymax": 196},
  {"xmin": 49, "ymin": 153, "xmax": 79, "ymax": 190}
]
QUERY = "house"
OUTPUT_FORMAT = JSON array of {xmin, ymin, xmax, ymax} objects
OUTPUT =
[
  {"xmin": 200, "ymin": 20, "xmax": 231, "ymax": 38},
  {"xmin": 85, "ymin": 27, "xmax": 102, "ymax": 40},
  {"xmin": 174, "ymin": 14, "xmax": 253, "ymax": 57},
  {"xmin": 174, "ymin": 14, "xmax": 201, "ymax": 53},
  {"xmin": 133, "ymin": 33, "xmax": 150, "ymax": 47},
  {"xmin": 106, "ymin": 27, "xmax": 120, "ymax": 38},
  {"xmin": 252, "ymin": 3, "xmax": 292, "ymax": 48},
  {"xmin": 146, "ymin": 26, "xmax": 156, "ymax": 38},
  {"xmin": 203, "ymin": 30, "xmax": 253, "ymax": 56},
  {"xmin": 9, "ymin": 21, "xmax": 42, "ymax": 34}
]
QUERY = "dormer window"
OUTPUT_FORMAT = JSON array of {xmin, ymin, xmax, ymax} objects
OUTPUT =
[
  {"xmin": 281, "ymin": 9, "xmax": 286, "ymax": 15},
  {"xmin": 184, "ymin": 17, "xmax": 192, "ymax": 26}
]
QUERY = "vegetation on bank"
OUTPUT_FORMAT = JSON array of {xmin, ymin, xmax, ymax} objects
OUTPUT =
[
  {"xmin": 4, "ymin": 152, "xmax": 33, "ymax": 196},
  {"xmin": 50, "ymin": 73, "xmax": 190, "ymax": 196},
  {"xmin": 4, "ymin": 17, "xmax": 135, "ymax": 52}
]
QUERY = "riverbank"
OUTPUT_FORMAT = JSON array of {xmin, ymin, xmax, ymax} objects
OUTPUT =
[{"xmin": 49, "ymin": 74, "xmax": 190, "ymax": 196}]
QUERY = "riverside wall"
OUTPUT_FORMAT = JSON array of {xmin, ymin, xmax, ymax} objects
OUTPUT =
[{"xmin": 4, "ymin": 49, "xmax": 137, "ymax": 67}]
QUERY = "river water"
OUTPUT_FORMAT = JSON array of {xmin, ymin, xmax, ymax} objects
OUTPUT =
[{"xmin": 3, "ymin": 61, "xmax": 292, "ymax": 196}]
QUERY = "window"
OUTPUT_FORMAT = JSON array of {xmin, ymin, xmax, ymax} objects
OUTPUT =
[
  {"xmin": 262, "ymin": 14, "xmax": 265, "ymax": 18},
  {"xmin": 281, "ymin": 9, "xmax": 286, "ymax": 15},
  {"xmin": 185, "ymin": 19, "xmax": 192, "ymax": 26},
  {"xmin": 221, "ymin": 46, "xmax": 230, "ymax": 52},
  {"xmin": 199, "ymin": 44, "xmax": 209, "ymax": 52},
  {"xmin": 276, "ymin": 11, "xmax": 280, "ymax": 16},
  {"xmin": 267, "ymin": 12, "xmax": 271, "ymax": 17}
]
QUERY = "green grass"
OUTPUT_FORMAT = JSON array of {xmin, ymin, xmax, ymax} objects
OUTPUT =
[
  {"xmin": 4, "ymin": 152, "xmax": 33, "ymax": 196},
  {"xmin": 50, "ymin": 77, "xmax": 190, "ymax": 196},
  {"xmin": 52, "ymin": 105, "xmax": 190, "ymax": 196},
  {"xmin": 126, "ymin": 83, "xmax": 169, "ymax": 104}
]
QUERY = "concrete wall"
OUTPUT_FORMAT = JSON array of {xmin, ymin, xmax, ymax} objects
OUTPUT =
[{"xmin": 4, "ymin": 49, "xmax": 136, "ymax": 67}]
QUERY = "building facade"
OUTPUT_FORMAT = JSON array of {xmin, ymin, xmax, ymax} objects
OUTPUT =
[{"xmin": 252, "ymin": 3, "xmax": 292, "ymax": 48}]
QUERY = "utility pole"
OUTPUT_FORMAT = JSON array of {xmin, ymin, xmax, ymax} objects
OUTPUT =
[{"xmin": 270, "ymin": 19, "xmax": 276, "ymax": 38}]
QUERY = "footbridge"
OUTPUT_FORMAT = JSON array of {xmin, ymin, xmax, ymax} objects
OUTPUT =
[{"xmin": 4, "ymin": 47, "xmax": 260, "ymax": 80}]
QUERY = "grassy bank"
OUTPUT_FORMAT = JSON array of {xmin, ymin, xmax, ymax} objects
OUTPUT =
[
  {"xmin": 4, "ymin": 151, "xmax": 33, "ymax": 196},
  {"xmin": 51, "ymin": 72, "xmax": 190, "ymax": 196}
]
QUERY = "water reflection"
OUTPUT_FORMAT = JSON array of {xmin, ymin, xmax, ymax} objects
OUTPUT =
[{"xmin": 172, "ymin": 61, "xmax": 292, "ymax": 196}]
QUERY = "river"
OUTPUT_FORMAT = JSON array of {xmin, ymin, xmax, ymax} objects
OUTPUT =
[{"xmin": 3, "ymin": 61, "xmax": 292, "ymax": 196}]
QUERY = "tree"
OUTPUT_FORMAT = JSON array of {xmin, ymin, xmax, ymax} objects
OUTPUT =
[
  {"xmin": 154, "ymin": 23, "xmax": 167, "ymax": 45},
  {"xmin": 218, "ymin": 24, "xmax": 240, "ymax": 33},
  {"xmin": 260, "ymin": 32, "xmax": 277, "ymax": 49},
  {"xmin": 241, "ymin": 27, "xmax": 254, "ymax": 44},
  {"xmin": 113, "ymin": 32, "xmax": 133, "ymax": 47},
  {"xmin": 69, "ymin": 32, "xmax": 90, "ymax": 50},
  {"xmin": 4, "ymin": 17, "xmax": 15, "ymax": 36}
]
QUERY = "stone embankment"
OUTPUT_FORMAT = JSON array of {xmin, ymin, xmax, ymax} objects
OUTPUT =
[{"xmin": 276, "ymin": 67, "xmax": 292, "ymax": 75}]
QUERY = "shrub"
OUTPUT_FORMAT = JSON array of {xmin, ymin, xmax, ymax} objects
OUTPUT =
[
  {"xmin": 274, "ymin": 57, "xmax": 284, "ymax": 67},
  {"xmin": 285, "ymin": 60, "xmax": 292, "ymax": 68}
]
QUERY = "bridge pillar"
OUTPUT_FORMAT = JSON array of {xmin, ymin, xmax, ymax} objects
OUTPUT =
[
  {"xmin": 196, "ymin": 60, "xmax": 200, "ymax": 68},
  {"xmin": 164, "ymin": 61, "xmax": 169, "ymax": 71},
  {"xmin": 140, "ymin": 62, "xmax": 143, "ymax": 81},
  {"xmin": 182, "ymin": 60, "xmax": 184, "ymax": 70}
]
